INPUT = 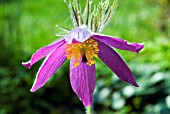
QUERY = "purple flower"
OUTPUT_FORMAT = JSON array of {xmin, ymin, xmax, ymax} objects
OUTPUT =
[
  {"xmin": 22, "ymin": 26, "xmax": 144, "ymax": 106},
  {"xmin": 22, "ymin": 0, "xmax": 144, "ymax": 108}
]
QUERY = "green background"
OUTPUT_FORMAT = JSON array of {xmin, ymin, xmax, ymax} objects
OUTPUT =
[{"xmin": 0, "ymin": 0, "xmax": 170, "ymax": 114}]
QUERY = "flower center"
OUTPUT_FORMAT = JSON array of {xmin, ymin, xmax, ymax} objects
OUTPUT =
[{"xmin": 65, "ymin": 38, "xmax": 99, "ymax": 67}]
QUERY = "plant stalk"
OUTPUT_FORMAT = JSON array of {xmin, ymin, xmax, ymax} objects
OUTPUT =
[{"xmin": 85, "ymin": 106, "xmax": 94, "ymax": 114}]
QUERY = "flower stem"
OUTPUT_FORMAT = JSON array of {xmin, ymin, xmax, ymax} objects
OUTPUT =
[{"xmin": 85, "ymin": 106, "xmax": 94, "ymax": 114}]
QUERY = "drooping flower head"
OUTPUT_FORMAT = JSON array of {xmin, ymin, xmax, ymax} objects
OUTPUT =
[{"xmin": 22, "ymin": 0, "xmax": 144, "ymax": 107}]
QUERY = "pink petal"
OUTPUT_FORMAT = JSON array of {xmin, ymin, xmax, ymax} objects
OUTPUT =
[
  {"xmin": 22, "ymin": 39, "xmax": 65, "ymax": 69},
  {"xmin": 96, "ymin": 39, "xmax": 139, "ymax": 87},
  {"xmin": 65, "ymin": 27, "xmax": 92, "ymax": 44},
  {"xmin": 70, "ymin": 59, "xmax": 96, "ymax": 106},
  {"xmin": 93, "ymin": 34, "xmax": 144, "ymax": 53},
  {"xmin": 30, "ymin": 44, "xmax": 66, "ymax": 92}
]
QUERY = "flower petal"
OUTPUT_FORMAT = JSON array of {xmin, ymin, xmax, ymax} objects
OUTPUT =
[
  {"xmin": 96, "ymin": 39, "xmax": 139, "ymax": 87},
  {"xmin": 70, "ymin": 59, "xmax": 96, "ymax": 106},
  {"xmin": 22, "ymin": 39, "xmax": 65, "ymax": 69},
  {"xmin": 65, "ymin": 27, "xmax": 92, "ymax": 44},
  {"xmin": 30, "ymin": 44, "xmax": 66, "ymax": 92},
  {"xmin": 93, "ymin": 34, "xmax": 144, "ymax": 53}
]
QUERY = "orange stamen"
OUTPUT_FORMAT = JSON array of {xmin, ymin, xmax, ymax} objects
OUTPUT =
[{"xmin": 65, "ymin": 39, "xmax": 99, "ymax": 67}]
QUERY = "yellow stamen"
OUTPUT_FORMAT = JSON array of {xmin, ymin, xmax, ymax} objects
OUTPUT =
[{"xmin": 65, "ymin": 38, "xmax": 99, "ymax": 67}]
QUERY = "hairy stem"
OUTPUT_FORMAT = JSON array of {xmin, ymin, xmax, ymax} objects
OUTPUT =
[{"xmin": 85, "ymin": 106, "xmax": 94, "ymax": 114}]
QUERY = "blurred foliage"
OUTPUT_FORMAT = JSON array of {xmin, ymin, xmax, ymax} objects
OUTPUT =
[{"xmin": 0, "ymin": 0, "xmax": 170, "ymax": 114}]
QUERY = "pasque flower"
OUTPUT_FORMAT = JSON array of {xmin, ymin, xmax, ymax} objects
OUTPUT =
[{"xmin": 22, "ymin": 0, "xmax": 144, "ymax": 107}]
